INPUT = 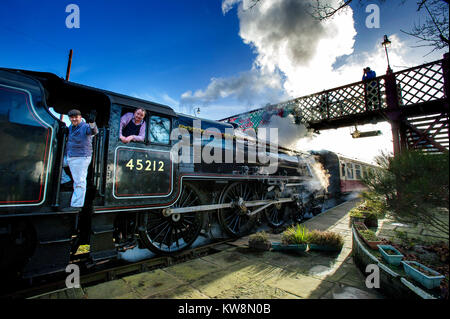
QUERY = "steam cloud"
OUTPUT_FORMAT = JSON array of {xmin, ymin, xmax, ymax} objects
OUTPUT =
[{"xmin": 258, "ymin": 114, "xmax": 313, "ymax": 149}]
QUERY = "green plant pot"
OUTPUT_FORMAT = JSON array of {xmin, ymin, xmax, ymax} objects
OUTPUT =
[
  {"xmin": 308, "ymin": 243, "xmax": 342, "ymax": 252},
  {"xmin": 377, "ymin": 244, "xmax": 404, "ymax": 266},
  {"xmin": 401, "ymin": 260, "xmax": 445, "ymax": 290},
  {"xmin": 271, "ymin": 242, "xmax": 307, "ymax": 252}
]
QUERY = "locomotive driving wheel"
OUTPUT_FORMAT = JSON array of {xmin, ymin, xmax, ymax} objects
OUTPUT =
[
  {"xmin": 217, "ymin": 182, "xmax": 258, "ymax": 237},
  {"xmin": 138, "ymin": 183, "xmax": 205, "ymax": 255},
  {"xmin": 264, "ymin": 195, "xmax": 288, "ymax": 229}
]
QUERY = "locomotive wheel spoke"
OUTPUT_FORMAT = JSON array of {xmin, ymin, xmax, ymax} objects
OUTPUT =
[
  {"xmin": 218, "ymin": 182, "xmax": 258, "ymax": 237},
  {"xmin": 139, "ymin": 183, "xmax": 205, "ymax": 255},
  {"xmin": 263, "ymin": 192, "xmax": 288, "ymax": 229}
]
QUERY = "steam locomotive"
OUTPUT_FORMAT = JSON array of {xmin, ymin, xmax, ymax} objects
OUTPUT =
[{"xmin": 0, "ymin": 67, "xmax": 375, "ymax": 282}]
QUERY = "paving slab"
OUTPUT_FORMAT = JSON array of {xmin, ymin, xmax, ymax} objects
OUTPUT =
[
  {"xmin": 336, "ymin": 266, "xmax": 373, "ymax": 291},
  {"xmin": 264, "ymin": 273, "xmax": 335, "ymax": 298},
  {"xmin": 200, "ymin": 249, "xmax": 250, "ymax": 268},
  {"xmin": 215, "ymin": 280, "xmax": 302, "ymax": 299},
  {"xmin": 146, "ymin": 284, "xmax": 210, "ymax": 299},
  {"xmin": 83, "ymin": 279, "xmax": 139, "ymax": 299},
  {"xmin": 320, "ymin": 283, "xmax": 383, "ymax": 299},
  {"xmin": 164, "ymin": 258, "xmax": 223, "ymax": 283},
  {"xmin": 122, "ymin": 269, "xmax": 186, "ymax": 298},
  {"xmin": 188, "ymin": 260, "xmax": 261, "ymax": 298}
]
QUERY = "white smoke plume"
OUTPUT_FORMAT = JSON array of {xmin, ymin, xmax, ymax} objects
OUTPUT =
[
  {"xmin": 258, "ymin": 114, "xmax": 313, "ymax": 149},
  {"xmin": 305, "ymin": 155, "xmax": 331, "ymax": 192}
]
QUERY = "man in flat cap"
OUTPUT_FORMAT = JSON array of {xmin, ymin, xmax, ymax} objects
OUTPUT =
[
  {"xmin": 362, "ymin": 67, "xmax": 378, "ymax": 110},
  {"xmin": 362, "ymin": 67, "xmax": 376, "ymax": 81},
  {"xmin": 61, "ymin": 109, "xmax": 98, "ymax": 211}
]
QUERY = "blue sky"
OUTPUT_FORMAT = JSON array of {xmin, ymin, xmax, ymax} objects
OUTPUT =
[
  {"xmin": 0, "ymin": 0, "xmax": 447, "ymax": 162},
  {"xmin": 0, "ymin": 0, "xmax": 250, "ymax": 104}
]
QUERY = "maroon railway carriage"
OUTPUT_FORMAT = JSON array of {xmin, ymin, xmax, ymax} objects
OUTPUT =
[{"xmin": 311, "ymin": 150, "xmax": 378, "ymax": 198}]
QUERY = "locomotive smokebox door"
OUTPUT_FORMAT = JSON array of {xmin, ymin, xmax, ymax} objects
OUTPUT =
[{"xmin": 113, "ymin": 146, "xmax": 173, "ymax": 198}]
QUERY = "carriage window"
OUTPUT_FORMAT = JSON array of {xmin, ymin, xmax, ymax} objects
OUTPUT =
[
  {"xmin": 346, "ymin": 163, "xmax": 354, "ymax": 179},
  {"xmin": 355, "ymin": 164, "xmax": 362, "ymax": 180},
  {"xmin": 341, "ymin": 163, "xmax": 346, "ymax": 177},
  {"xmin": 149, "ymin": 115, "xmax": 171, "ymax": 144}
]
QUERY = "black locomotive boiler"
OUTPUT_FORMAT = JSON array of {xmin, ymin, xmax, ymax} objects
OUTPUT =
[{"xmin": 0, "ymin": 67, "xmax": 332, "ymax": 281}]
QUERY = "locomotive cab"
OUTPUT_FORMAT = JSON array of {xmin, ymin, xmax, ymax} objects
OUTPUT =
[{"xmin": 0, "ymin": 68, "xmax": 182, "ymax": 279}]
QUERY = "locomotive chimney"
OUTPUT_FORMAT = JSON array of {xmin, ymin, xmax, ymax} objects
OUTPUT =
[{"xmin": 61, "ymin": 49, "xmax": 74, "ymax": 121}]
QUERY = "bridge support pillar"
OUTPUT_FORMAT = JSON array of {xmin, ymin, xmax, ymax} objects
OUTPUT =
[
  {"xmin": 389, "ymin": 119, "xmax": 407, "ymax": 156},
  {"xmin": 384, "ymin": 69, "xmax": 407, "ymax": 156}
]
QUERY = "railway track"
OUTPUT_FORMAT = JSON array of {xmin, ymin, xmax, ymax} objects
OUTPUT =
[{"xmin": 1, "ymin": 238, "xmax": 234, "ymax": 299}]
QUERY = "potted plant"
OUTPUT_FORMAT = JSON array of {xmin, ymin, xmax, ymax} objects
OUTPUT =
[
  {"xmin": 308, "ymin": 230, "xmax": 344, "ymax": 252},
  {"xmin": 248, "ymin": 231, "xmax": 271, "ymax": 251},
  {"xmin": 401, "ymin": 260, "xmax": 445, "ymax": 290},
  {"xmin": 349, "ymin": 207, "xmax": 365, "ymax": 226},
  {"xmin": 358, "ymin": 229, "xmax": 383, "ymax": 250},
  {"xmin": 272, "ymin": 224, "xmax": 309, "ymax": 252},
  {"xmin": 377, "ymin": 244, "xmax": 404, "ymax": 266}
]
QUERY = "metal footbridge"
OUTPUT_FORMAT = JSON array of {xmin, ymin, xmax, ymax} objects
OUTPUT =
[{"xmin": 221, "ymin": 54, "xmax": 449, "ymax": 155}]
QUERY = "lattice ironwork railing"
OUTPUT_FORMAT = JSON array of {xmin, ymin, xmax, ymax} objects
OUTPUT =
[
  {"xmin": 222, "ymin": 58, "xmax": 446, "ymax": 131},
  {"xmin": 395, "ymin": 60, "xmax": 445, "ymax": 107}
]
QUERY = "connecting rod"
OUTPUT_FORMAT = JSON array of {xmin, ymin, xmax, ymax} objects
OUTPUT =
[{"xmin": 162, "ymin": 197, "xmax": 294, "ymax": 217}]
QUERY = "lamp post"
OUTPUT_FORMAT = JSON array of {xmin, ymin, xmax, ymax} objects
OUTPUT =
[
  {"xmin": 192, "ymin": 106, "xmax": 200, "ymax": 117},
  {"xmin": 382, "ymin": 35, "xmax": 393, "ymax": 74}
]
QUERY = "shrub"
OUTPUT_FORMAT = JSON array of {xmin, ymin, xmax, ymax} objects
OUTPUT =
[
  {"xmin": 308, "ymin": 230, "xmax": 344, "ymax": 249},
  {"xmin": 282, "ymin": 224, "xmax": 310, "ymax": 245},
  {"xmin": 360, "ymin": 192, "xmax": 387, "ymax": 218},
  {"xmin": 363, "ymin": 150, "xmax": 449, "ymax": 236},
  {"xmin": 349, "ymin": 207, "xmax": 365, "ymax": 218},
  {"xmin": 249, "ymin": 231, "xmax": 270, "ymax": 245}
]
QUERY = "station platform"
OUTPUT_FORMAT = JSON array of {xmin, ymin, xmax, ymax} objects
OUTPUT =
[{"xmin": 35, "ymin": 198, "xmax": 385, "ymax": 299}]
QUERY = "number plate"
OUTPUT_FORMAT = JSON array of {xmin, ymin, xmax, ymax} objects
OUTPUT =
[{"xmin": 113, "ymin": 146, "xmax": 173, "ymax": 198}]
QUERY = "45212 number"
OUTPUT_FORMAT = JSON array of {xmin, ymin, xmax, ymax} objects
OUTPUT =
[{"xmin": 125, "ymin": 159, "xmax": 164, "ymax": 172}]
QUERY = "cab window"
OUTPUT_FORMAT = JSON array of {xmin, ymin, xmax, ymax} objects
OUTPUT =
[
  {"xmin": 149, "ymin": 115, "xmax": 171, "ymax": 144},
  {"xmin": 119, "ymin": 107, "xmax": 148, "ymax": 143}
]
